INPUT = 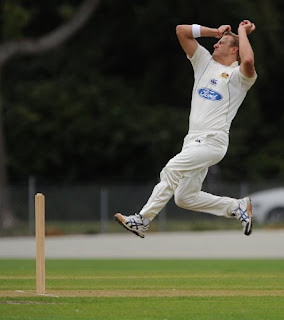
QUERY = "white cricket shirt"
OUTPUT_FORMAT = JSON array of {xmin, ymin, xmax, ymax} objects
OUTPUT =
[{"xmin": 188, "ymin": 44, "xmax": 257, "ymax": 133}]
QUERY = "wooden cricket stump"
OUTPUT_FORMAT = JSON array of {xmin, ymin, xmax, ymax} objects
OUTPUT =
[{"xmin": 35, "ymin": 193, "xmax": 45, "ymax": 294}]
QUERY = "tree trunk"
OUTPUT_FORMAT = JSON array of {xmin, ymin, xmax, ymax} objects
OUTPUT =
[
  {"xmin": 0, "ymin": 0, "xmax": 100, "ymax": 228},
  {"xmin": 0, "ymin": 66, "xmax": 15, "ymax": 228}
]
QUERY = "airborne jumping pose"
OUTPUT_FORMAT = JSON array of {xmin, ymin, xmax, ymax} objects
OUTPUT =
[{"xmin": 115, "ymin": 20, "xmax": 257, "ymax": 238}]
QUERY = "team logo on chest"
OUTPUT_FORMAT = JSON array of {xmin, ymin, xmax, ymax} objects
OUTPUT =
[
  {"xmin": 198, "ymin": 87, "xmax": 223, "ymax": 101},
  {"xmin": 221, "ymin": 72, "xmax": 230, "ymax": 79}
]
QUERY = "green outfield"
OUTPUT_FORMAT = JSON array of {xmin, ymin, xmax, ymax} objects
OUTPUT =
[{"xmin": 0, "ymin": 259, "xmax": 283, "ymax": 319}]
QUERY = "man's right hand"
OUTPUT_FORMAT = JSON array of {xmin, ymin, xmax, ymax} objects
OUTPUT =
[{"xmin": 216, "ymin": 25, "xmax": 231, "ymax": 38}]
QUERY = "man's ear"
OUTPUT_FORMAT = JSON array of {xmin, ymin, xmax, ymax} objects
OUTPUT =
[{"xmin": 231, "ymin": 46, "xmax": 239, "ymax": 55}]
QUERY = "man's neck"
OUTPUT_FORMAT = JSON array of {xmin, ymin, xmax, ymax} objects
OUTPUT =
[{"xmin": 213, "ymin": 57, "xmax": 237, "ymax": 66}]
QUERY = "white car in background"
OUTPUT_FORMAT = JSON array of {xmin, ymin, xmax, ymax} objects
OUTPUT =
[{"xmin": 249, "ymin": 188, "xmax": 284, "ymax": 224}]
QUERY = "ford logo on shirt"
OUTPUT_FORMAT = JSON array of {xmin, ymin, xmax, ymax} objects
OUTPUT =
[{"xmin": 198, "ymin": 87, "xmax": 223, "ymax": 101}]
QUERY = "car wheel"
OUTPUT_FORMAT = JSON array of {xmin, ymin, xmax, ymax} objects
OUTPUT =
[{"xmin": 267, "ymin": 207, "xmax": 284, "ymax": 223}]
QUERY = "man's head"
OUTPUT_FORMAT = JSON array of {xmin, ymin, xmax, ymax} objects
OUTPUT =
[{"xmin": 212, "ymin": 31, "xmax": 239, "ymax": 64}]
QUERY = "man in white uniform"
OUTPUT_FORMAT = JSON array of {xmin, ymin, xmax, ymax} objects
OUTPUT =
[{"xmin": 115, "ymin": 20, "xmax": 257, "ymax": 238}]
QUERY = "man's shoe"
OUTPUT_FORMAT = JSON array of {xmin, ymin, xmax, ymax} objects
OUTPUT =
[
  {"xmin": 114, "ymin": 213, "xmax": 149, "ymax": 238},
  {"xmin": 231, "ymin": 197, "xmax": 253, "ymax": 236}
]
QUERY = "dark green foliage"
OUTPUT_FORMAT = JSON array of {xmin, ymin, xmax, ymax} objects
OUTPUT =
[{"xmin": 1, "ymin": 0, "xmax": 284, "ymax": 182}]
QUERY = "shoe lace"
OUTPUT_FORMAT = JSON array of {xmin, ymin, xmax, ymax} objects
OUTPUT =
[
  {"xmin": 126, "ymin": 213, "xmax": 148, "ymax": 230},
  {"xmin": 236, "ymin": 202, "xmax": 249, "ymax": 223}
]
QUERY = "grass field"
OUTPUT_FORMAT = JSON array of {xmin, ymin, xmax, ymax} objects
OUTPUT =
[{"xmin": 0, "ymin": 259, "xmax": 283, "ymax": 319}]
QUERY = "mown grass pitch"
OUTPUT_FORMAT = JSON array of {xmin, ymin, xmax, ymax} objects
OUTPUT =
[{"xmin": 0, "ymin": 259, "xmax": 283, "ymax": 319}]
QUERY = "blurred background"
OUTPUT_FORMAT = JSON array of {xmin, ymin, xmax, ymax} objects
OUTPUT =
[{"xmin": 0, "ymin": 0, "xmax": 283, "ymax": 236}]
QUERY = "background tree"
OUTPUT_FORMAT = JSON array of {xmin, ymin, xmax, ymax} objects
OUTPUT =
[
  {"xmin": 0, "ymin": 0, "xmax": 100, "ymax": 227},
  {"xmin": 1, "ymin": 0, "xmax": 283, "ymax": 224}
]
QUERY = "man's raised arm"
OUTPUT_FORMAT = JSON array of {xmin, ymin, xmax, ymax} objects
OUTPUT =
[
  {"xmin": 176, "ymin": 24, "xmax": 231, "ymax": 58},
  {"xmin": 238, "ymin": 20, "xmax": 256, "ymax": 78}
]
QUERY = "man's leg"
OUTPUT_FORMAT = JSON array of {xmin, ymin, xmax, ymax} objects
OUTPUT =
[
  {"xmin": 139, "ymin": 166, "xmax": 182, "ymax": 221},
  {"xmin": 114, "ymin": 165, "xmax": 182, "ymax": 237},
  {"xmin": 115, "ymin": 132, "xmax": 240, "ymax": 236},
  {"xmin": 139, "ymin": 135, "xmax": 227, "ymax": 221},
  {"xmin": 174, "ymin": 171, "xmax": 238, "ymax": 217},
  {"xmin": 174, "ymin": 171, "xmax": 253, "ymax": 235}
]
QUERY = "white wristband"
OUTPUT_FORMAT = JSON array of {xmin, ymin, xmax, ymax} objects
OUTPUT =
[{"xmin": 192, "ymin": 24, "xmax": 201, "ymax": 38}]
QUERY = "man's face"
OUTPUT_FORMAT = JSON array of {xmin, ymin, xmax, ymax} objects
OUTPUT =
[{"xmin": 212, "ymin": 35, "xmax": 236, "ymax": 59}]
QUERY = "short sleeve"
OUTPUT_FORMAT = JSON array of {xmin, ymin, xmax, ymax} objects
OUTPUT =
[
  {"xmin": 231, "ymin": 66, "xmax": 257, "ymax": 91},
  {"xmin": 187, "ymin": 44, "xmax": 212, "ymax": 80},
  {"xmin": 238, "ymin": 69, "xmax": 257, "ymax": 91}
]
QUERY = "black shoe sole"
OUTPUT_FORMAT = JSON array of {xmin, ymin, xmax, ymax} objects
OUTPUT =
[
  {"xmin": 244, "ymin": 197, "xmax": 253, "ymax": 236},
  {"xmin": 244, "ymin": 219, "xmax": 253, "ymax": 236}
]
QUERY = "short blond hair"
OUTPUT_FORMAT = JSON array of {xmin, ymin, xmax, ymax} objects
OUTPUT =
[
  {"xmin": 223, "ymin": 31, "xmax": 239, "ymax": 61},
  {"xmin": 223, "ymin": 31, "xmax": 239, "ymax": 48}
]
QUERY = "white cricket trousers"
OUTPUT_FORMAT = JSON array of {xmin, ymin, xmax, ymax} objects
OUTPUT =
[{"xmin": 140, "ymin": 131, "xmax": 239, "ymax": 221}]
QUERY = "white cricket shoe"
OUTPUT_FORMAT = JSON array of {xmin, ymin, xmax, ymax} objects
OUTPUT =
[
  {"xmin": 114, "ymin": 213, "xmax": 149, "ymax": 238},
  {"xmin": 231, "ymin": 197, "xmax": 253, "ymax": 236}
]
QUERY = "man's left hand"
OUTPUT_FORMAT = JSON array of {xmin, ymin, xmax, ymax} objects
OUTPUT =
[{"xmin": 239, "ymin": 20, "xmax": 256, "ymax": 35}]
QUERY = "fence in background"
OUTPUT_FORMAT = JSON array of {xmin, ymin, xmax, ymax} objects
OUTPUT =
[{"xmin": 4, "ymin": 178, "xmax": 283, "ymax": 235}]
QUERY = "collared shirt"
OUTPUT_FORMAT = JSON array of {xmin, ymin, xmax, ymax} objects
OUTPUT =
[{"xmin": 187, "ymin": 44, "xmax": 257, "ymax": 133}]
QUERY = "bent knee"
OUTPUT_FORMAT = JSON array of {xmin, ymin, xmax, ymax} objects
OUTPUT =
[
  {"xmin": 174, "ymin": 192, "xmax": 197, "ymax": 209},
  {"xmin": 174, "ymin": 195, "xmax": 187, "ymax": 209}
]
